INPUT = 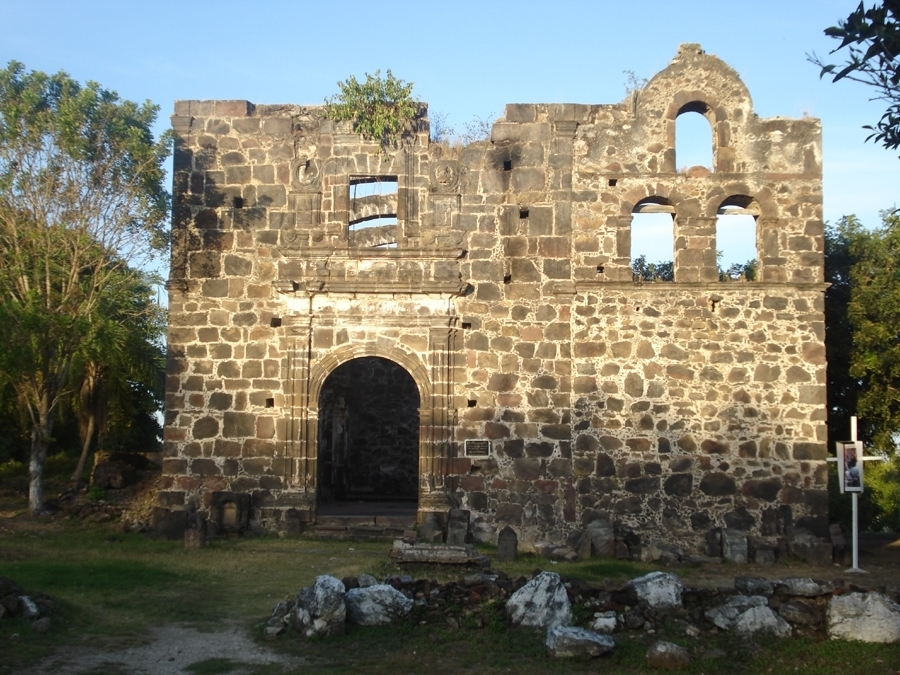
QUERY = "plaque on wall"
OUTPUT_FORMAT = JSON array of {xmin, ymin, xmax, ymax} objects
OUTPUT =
[{"xmin": 465, "ymin": 439, "xmax": 491, "ymax": 457}]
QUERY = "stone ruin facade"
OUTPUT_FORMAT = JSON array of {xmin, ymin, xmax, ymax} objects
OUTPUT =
[{"xmin": 162, "ymin": 44, "xmax": 827, "ymax": 556}]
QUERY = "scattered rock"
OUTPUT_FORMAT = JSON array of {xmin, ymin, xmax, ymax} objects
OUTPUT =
[
  {"xmin": 545, "ymin": 625, "xmax": 614, "ymax": 659},
  {"xmin": 778, "ymin": 599, "xmax": 821, "ymax": 626},
  {"xmin": 626, "ymin": 572, "xmax": 683, "ymax": 609},
  {"xmin": 705, "ymin": 595, "xmax": 768, "ymax": 630},
  {"xmin": 19, "ymin": 596, "xmax": 39, "ymax": 619},
  {"xmin": 646, "ymin": 640, "xmax": 691, "ymax": 670},
  {"xmin": 506, "ymin": 571, "xmax": 572, "ymax": 628},
  {"xmin": 345, "ymin": 584, "xmax": 413, "ymax": 626},
  {"xmin": 734, "ymin": 577, "xmax": 774, "ymax": 597},
  {"xmin": 827, "ymin": 592, "xmax": 900, "ymax": 643},
  {"xmin": 31, "ymin": 616, "xmax": 51, "ymax": 632},
  {"xmin": 776, "ymin": 578, "xmax": 833, "ymax": 597},
  {"xmin": 292, "ymin": 575, "xmax": 346, "ymax": 638},
  {"xmin": 590, "ymin": 611, "xmax": 617, "ymax": 633},
  {"xmin": 733, "ymin": 606, "xmax": 792, "ymax": 638},
  {"xmin": 357, "ymin": 573, "xmax": 379, "ymax": 588}
]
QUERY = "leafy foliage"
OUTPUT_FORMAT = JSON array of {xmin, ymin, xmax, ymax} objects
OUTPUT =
[
  {"xmin": 826, "ymin": 213, "xmax": 900, "ymax": 530},
  {"xmin": 811, "ymin": 2, "xmax": 900, "ymax": 153},
  {"xmin": 845, "ymin": 210, "xmax": 900, "ymax": 449},
  {"xmin": 719, "ymin": 258, "xmax": 758, "ymax": 281},
  {"xmin": 324, "ymin": 70, "xmax": 418, "ymax": 153},
  {"xmin": 0, "ymin": 61, "xmax": 170, "ymax": 512},
  {"xmin": 631, "ymin": 255, "xmax": 674, "ymax": 281}
]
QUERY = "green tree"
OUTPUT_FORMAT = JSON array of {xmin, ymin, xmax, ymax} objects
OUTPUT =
[
  {"xmin": 846, "ymin": 210, "xmax": 900, "ymax": 448},
  {"xmin": 0, "ymin": 62, "xmax": 170, "ymax": 514},
  {"xmin": 826, "ymin": 213, "xmax": 900, "ymax": 530},
  {"xmin": 324, "ymin": 70, "xmax": 418, "ymax": 153},
  {"xmin": 631, "ymin": 255, "xmax": 674, "ymax": 282},
  {"xmin": 812, "ymin": 1, "xmax": 900, "ymax": 153},
  {"xmin": 68, "ymin": 267, "xmax": 165, "ymax": 483}
]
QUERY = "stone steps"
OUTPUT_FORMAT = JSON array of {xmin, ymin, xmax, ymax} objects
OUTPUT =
[{"xmin": 311, "ymin": 515, "xmax": 416, "ymax": 540}]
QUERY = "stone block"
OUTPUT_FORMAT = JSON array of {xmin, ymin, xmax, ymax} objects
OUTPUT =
[
  {"xmin": 446, "ymin": 508, "xmax": 470, "ymax": 546},
  {"xmin": 722, "ymin": 529, "xmax": 747, "ymax": 563},
  {"xmin": 497, "ymin": 525, "xmax": 518, "ymax": 562}
]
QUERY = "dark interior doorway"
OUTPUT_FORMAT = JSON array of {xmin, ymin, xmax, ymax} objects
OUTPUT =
[{"xmin": 317, "ymin": 357, "xmax": 420, "ymax": 509}]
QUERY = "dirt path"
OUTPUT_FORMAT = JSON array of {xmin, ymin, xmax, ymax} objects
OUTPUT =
[{"xmin": 16, "ymin": 622, "xmax": 300, "ymax": 675}]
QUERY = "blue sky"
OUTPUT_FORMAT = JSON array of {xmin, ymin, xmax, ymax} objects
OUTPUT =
[{"xmin": 2, "ymin": 0, "xmax": 898, "ymax": 266}]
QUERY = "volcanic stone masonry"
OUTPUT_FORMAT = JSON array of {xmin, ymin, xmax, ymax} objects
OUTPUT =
[{"xmin": 161, "ymin": 44, "xmax": 827, "ymax": 556}]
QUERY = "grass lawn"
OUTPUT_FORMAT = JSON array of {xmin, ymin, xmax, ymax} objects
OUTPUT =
[{"xmin": 1, "ymin": 520, "xmax": 899, "ymax": 674}]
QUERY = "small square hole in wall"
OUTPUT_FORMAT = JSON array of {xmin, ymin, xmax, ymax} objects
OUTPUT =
[
  {"xmin": 461, "ymin": 322, "xmax": 472, "ymax": 329},
  {"xmin": 503, "ymin": 274, "xmax": 512, "ymax": 284},
  {"xmin": 519, "ymin": 208, "xmax": 529, "ymax": 219},
  {"xmin": 265, "ymin": 398, "xmax": 275, "ymax": 408},
  {"xmin": 270, "ymin": 317, "xmax": 282, "ymax": 328},
  {"xmin": 596, "ymin": 265, "xmax": 605, "ymax": 274},
  {"xmin": 233, "ymin": 196, "xmax": 244, "ymax": 208},
  {"xmin": 467, "ymin": 400, "xmax": 477, "ymax": 408},
  {"xmin": 503, "ymin": 160, "xmax": 512, "ymax": 171},
  {"xmin": 608, "ymin": 179, "xmax": 618, "ymax": 187}
]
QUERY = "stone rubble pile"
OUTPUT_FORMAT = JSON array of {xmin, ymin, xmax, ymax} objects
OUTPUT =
[
  {"xmin": 267, "ymin": 565, "xmax": 900, "ymax": 664},
  {"xmin": 0, "ymin": 575, "xmax": 55, "ymax": 632}
]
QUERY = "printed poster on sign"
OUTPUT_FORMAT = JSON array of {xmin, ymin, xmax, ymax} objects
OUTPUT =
[{"xmin": 836, "ymin": 441, "xmax": 864, "ymax": 494}]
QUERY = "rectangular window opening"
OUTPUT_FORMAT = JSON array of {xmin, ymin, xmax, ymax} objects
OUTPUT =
[
  {"xmin": 467, "ymin": 399, "xmax": 477, "ymax": 408},
  {"xmin": 502, "ymin": 160, "xmax": 512, "ymax": 171},
  {"xmin": 349, "ymin": 175, "xmax": 399, "ymax": 248},
  {"xmin": 608, "ymin": 179, "xmax": 618, "ymax": 187},
  {"xmin": 233, "ymin": 196, "xmax": 244, "ymax": 209},
  {"xmin": 503, "ymin": 274, "xmax": 512, "ymax": 284},
  {"xmin": 461, "ymin": 322, "xmax": 472, "ymax": 329},
  {"xmin": 270, "ymin": 317, "xmax": 282, "ymax": 328},
  {"xmin": 519, "ymin": 208, "xmax": 529, "ymax": 219},
  {"xmin": 265, "ymin": 398, "xmax": 275, "ymax": 408}
]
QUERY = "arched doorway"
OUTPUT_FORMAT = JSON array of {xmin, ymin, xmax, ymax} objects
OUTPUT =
[{"xmin": 316, "ymin": 356, "xmax": 420, "ymax": 513}]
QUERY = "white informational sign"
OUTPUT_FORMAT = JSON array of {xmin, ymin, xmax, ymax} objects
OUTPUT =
[{"xmin": 836, "ymin": 440, "xmax": 864, "ymax": 494}]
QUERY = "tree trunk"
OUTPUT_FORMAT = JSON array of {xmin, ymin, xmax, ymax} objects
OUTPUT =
[
  {"xmin": 71, "ymin": 411, "xmax": 96, "ymax": 483},
  {"xmin": 28, "ymin": 401, "xmax": 54, "ymax": 515}
]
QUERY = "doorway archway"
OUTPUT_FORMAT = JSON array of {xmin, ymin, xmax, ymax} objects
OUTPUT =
[{"xmin": 316, "ymin": 356, "xmax": 420, "ymax": 509}]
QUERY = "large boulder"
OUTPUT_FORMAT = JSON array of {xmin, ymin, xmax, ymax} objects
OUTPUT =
[
  {"xmin": 292, "ymin": 575, "xmax": 346, "ymax": 638},
  {"xmin": 545, "ymin": 625, "xmax": 614, "ymax": 658},
  {"xmin": 345, "ymin": 584, "xmax": 412, "ymax": 626},
  {"xmin": 506, "ymin": 571, "xmax": 572, "ymax": 628},
  {"xmin": 646, "ymin": 640, "xmax": 691, "ymax": 670},
  {"xmin": 626, "ymin": 572, "xmax": 683, "ymax": 609},
  {"xmin": 827, "ymin": 592, "xmax": 900, "ymax": 643}
]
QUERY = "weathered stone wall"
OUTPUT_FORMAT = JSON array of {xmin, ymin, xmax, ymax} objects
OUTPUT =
[{"xmin": 162, "ymin": 44, "xmax": 826, "ymax": 553}]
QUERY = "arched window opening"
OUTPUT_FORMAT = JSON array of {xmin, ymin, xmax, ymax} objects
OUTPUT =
[
  {"xmin": 631, "ymin": 198, "xmax": 675, "ymax": 282},
  {"xmin": 675, "ymin": 102, "xmax": 713, "ymax": 173},
  {"xmin": 349, "ymin": 176, "xmax": 398, "ymax": 248},
  {"xmin": 716, "ymin": 196, "xmax": 759, "ymax": 281}
]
